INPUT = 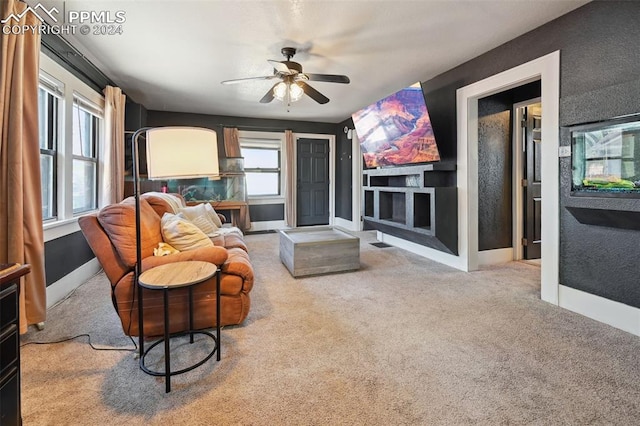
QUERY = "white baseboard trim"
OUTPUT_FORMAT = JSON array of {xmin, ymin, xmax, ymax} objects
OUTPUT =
[
  {"xmin": 558, "ymin": 284, "xmax": 640, "ymax": 336},
  {"xmin": 249, "ymin": 220, "xmax": 286, "ymax": 232},
  {"xmin": 377, "ymin": 231, "xmax": 467, "ymax": 271},
  {"xmin": 334, "ymin": 217, "xmax": 355, "ymax": 231},
  {"xmin": 478, "ymin": 248, "xmax": 513, "ymax": 266},
  {"xmin": 46, "ymin": 258, "xmax": 101, "ymax": 309}
]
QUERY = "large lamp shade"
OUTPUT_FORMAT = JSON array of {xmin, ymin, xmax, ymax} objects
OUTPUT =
[{"xmin": 146, "ymin": 127, "xmax": 219, "ymax": 179}]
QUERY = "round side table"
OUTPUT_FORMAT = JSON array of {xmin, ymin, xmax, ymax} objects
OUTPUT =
[{"xmin": 138, "ymin": 260, "xmax": 220, "ymax": 393}]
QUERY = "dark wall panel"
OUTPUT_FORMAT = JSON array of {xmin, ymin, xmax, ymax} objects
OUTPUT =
[
  {"xmin": 248, "ymin": 204, "xmax": 284, "ymax": 222},
  {"xmin": 335, "ymin": 118, "xmax": 354, "ymax": 220},
  {"xmin": 422, "ymin": 1, "xmax": 640, "ymax": 308},
  {"xmin": 44, "ymin": 232, "xmax": 95, "ymax": 287},
  {"xmin": 478, "ymin": 94, "xmax": 512, "ymax": 251},
  {"xmin": 476, "ymin": 81, "xmax": 541, "ymax": 252}
]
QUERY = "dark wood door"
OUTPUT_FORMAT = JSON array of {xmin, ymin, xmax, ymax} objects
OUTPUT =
[
  {"xmin": 523, "ymin": 104, "xmax": 542, "ymax": 259},
  {"xmin": 297, "ymin": 138, "xmax": 330, "ymax": 226}
]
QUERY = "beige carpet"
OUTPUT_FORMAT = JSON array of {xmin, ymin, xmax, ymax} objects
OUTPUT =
[{"xmin": 21, "ymin": 231, "xmax": 640, "ymax": 425}]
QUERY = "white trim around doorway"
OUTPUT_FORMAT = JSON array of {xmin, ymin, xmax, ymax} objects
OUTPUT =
[{"xmin": 456, "ymin": 51, "xmax": 560, "ymax": 305}]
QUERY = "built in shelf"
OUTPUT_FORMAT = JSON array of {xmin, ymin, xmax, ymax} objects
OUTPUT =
[
  {"xmin": 566, "ymin": 206, "xmax": 640, "ymax": 231},
  {"xmin": 362, "ymin": 162, "xmax": 457, "ymax": 254}
]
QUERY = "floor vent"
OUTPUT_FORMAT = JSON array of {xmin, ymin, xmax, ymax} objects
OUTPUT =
[
  {"xmin": 370, "ymin": 242, "xmax": 391, "ymax": 248},
  {"xmin": 245, "ymin": 230, "xmax": 277, "ymax": 235}
]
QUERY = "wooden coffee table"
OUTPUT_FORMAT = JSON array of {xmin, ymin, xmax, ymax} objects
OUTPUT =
[{"xmin": 279, "ymin": 227, "xmax": 360, "ymax": 277}]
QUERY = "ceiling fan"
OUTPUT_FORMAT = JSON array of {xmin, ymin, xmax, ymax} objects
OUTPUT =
[{"xmin": 221, "ymin": 47, "xmax": 350, "ymax": 105}]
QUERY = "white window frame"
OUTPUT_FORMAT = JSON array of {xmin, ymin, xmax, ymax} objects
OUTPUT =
[
  {"xmin": 238, "ymin": 131, "xmax": 285, "ymax": 203},
  {"xmin": 38, "ymin": 73, "xmax": 63, "ymax": 222},
  {"xmin": 39, "ymin": 53, "xmax": 105, "ymax": 242},
  {"xmin": 71, "ymin": 94, "xmax": 102, "ymax": 214}
]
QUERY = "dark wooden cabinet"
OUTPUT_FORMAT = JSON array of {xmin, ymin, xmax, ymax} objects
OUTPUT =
[{"xmin": 0, "ymin": 264, "xmax": 30, "ymax": 426}]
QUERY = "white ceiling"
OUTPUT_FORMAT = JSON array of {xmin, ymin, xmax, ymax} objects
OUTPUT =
[{"xmin": 35, "ymin": 0, "xmax": 588, "ymax": 123}]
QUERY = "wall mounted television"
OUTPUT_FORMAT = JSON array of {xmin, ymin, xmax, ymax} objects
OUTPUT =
[{"xmin": 352, "ymin": 82, "xmax": 440, "ymax": 169}]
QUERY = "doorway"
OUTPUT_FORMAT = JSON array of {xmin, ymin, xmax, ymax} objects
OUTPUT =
[
  {"xmin": 514, "ymin": 100, "xmax": 542, "ymax": 261},
  {"xmin": 456, "ymin": 50, "xmax": 560, "ymax": 305},
  {"xmin": 296, "ymin": 137, "xmax": 330, "ymax": 226}
]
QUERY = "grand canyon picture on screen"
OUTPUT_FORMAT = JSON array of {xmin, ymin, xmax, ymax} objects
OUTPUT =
[{"xmin": 353, "ymin": 82, "xmax": 440, "ymax": 168}]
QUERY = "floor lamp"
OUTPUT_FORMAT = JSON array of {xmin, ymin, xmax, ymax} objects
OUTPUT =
[{"xmin": 130, "ymin": 126, "xmax": 220, "ymax": 358}]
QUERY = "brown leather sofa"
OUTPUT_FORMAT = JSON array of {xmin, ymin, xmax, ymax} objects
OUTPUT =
[{"xmin": 78, "ymin": 193, "xmax": 254, "ymax": 337}]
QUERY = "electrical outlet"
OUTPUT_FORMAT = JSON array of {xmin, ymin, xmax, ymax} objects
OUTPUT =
[{"xmin": 558, "ymin": 146, "xmax": 571, "ymax": 157}]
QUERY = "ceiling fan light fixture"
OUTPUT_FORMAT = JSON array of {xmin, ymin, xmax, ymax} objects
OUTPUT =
[
  {"xmin": 273, "ymin": 81, "xmax": 303, "ymax": 103},
  {"xmin": 273, "ymin": 82, "xmax": 287, "ymax": 101},
  {"xmin": 289, "ymin": 82, "xmax": 304, "ymax": 102}
]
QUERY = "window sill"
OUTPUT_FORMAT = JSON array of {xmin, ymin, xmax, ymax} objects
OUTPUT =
[
  {"xmin": 247, "ymin": 196, "xmax": 285, "ymax": 205},
  {"xmin": 43, "ymin": 211, "xmax": 97, "ymax": 242}
]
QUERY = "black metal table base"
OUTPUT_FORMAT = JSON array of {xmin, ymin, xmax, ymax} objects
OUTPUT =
[
  {"xmin": 140, "ymin": 330, "xmax": 218, "ymax": 379},
  {"xmin": 138, "ymin": 269, "xmax": 221, "ymax": 393}
]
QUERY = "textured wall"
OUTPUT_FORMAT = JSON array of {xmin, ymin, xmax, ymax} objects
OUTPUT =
[
  {"xmin": 335, "ymin": 118, "xmax": 354, "ymax": 220},
  {"xmin": 478, "ymin": 95, "xmax": 512, "ymax": 251},
  {"xmin": 422, "ymin": 1, "xmax": 640, "ymax": 308},
  {"xmin": 476, "ymin": 82, "xmax": 541, "ymax": 251}
]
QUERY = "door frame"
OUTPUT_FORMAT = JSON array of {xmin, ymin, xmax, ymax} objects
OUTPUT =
[
  {"xmin": 512, "ymin": 97, "xmax": 541, "ymax": 261},
  {"xmin": 294, "ymin": 133, "xmax": 336, "ymax": 227},
  {"xmin": 457, "ymin": 50, "xmax": 560, "ymax": 305}
]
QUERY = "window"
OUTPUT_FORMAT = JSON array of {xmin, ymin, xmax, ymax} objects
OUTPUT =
[
  {"xmin": 243, "ymin": 147, "xmax": 281, "ymax": 196},
  {"xmin": 239, "ymin": 133, "xmax": 283, "ymax": 197},
  {"xmin": 39, "ymin": 53, "xmax": 104, "ymax": 234},
  {"xmin": 72, "ymin": 98, "xmax": 101, "ymax": 213},
  {"xmin": 38, "ymin": 85, "xmax": 60, "ymax": 220}
]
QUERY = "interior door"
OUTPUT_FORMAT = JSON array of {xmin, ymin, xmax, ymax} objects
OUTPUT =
[
  {"xmin": 296, "ymin": 138, "xmax": 330, "ymax": 226},
  {"xmin": 523, "ymin": 103, "xmax": 542, "ymax": 259}
]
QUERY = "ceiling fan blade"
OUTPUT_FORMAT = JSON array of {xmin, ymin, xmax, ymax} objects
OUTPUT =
[
  {"xmin": 299, "ymin": 82, "xmax": 329, "ymax": 104},
  {"xmin": 221, "ymin": 75, "xmax": 276, "ymax": 85},
  {"xmin": 304, "ymin": 73, "xmax": 350, "ymax": 84},
  {"xmin": 259, "ymin": 83, "xmax": 279, "ymax": 103},
  {"xmin": 268, "ymin": 60, "xmax": 293, "ymax": 74}
]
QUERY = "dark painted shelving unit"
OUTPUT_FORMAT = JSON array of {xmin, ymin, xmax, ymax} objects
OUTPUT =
[{"xmin": 362, "ymin": 162, "xmax": 457, "ymax": 254}]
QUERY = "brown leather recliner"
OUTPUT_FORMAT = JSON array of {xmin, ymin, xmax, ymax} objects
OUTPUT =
[{"xmin": 78, "ymin": 193, "xmax": 254, "ymax": 337}]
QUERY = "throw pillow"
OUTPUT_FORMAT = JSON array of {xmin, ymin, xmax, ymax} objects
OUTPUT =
[
  {"xmin": 97, "ymin": 197, "xmax": 163, "ymax": 267},
  {"xmin": 177, "ymin": 204, "xmax": 219, "ymax": 236},
  {"xmin": 203, "ymin": 202, "xmax": 224, "ymax": 228},
  {"xmin": 161, "ymin": 212, "xmax": 214, "ymax": 251}
]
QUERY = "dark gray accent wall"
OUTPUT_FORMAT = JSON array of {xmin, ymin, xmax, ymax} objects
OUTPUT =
[
  {"xmin": 422, "ymin": 1, "xmax": 640, "ymax": 308},
  {"xmin": 478, "ymin": 94, "xmax": 512, "ymax": 251},
  {"xmin": 147, "ymin": 110, "xmax": 338, "ymax": 223},
  {"xmin": 44, "ymin": 232, "xmax": 94, "ymax": 286},
  {"xmin": 125, "ymin": 102, "xmax": 147, "ymax": 131},
  {"xmin": 477, "ymin": 81, "xmax": 541, "ymax": 251},
  {"xmin": 248, "ymin": 204, "xmax": 284, "ymax": 222},
  {"xmin": 335, "ymin": 118, "xmax": 354, "ymax": 220}
]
